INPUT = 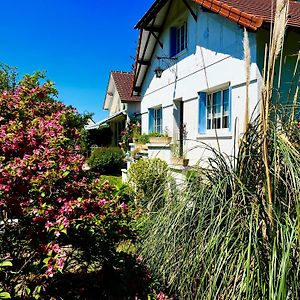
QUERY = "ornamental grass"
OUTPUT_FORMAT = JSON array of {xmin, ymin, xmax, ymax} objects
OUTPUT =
[{"xmin": 138, "ymin": 0, "xmax": 300, "ymax": 298}]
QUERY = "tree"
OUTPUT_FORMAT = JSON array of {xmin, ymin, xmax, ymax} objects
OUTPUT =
[{"xmin": 0, "ymin": 73, "xmax": 144, "ymax": 299}]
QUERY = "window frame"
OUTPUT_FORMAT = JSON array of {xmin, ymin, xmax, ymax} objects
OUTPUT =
[
  {"xmin": 198, "ymin": 85, "xmax": 232, "ymax": 135},
  {"xmin": 206, "ymin": 88, "xmax": 230, "ymax": 131},
  {"xmin": 170, "ymin": 21, "xmax": 188, "ymax": 57},
  {"xmin": 149, "ymin": 106, "xmax": 163, "ymax": 134},
  {"xmin": 176, "ymin": 22, "xmax": 187, "ymax": 55},
  {"xmin": 153, "ymin": 106, "xmax": 163, "ymax": 134}
]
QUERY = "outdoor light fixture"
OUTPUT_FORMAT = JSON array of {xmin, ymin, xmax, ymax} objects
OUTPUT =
[
  {"xmin": 154, "ymin": 66, "xmax": 164, "ymax": 78},
  {"xmin": 154, "ymin": 56, "xmax": 177, "ymax": 78}
]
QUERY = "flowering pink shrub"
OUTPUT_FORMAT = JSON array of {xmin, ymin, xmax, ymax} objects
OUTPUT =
[{"xmin": 0, "ymin": 73, "xmax": 143, "ymax": 299}]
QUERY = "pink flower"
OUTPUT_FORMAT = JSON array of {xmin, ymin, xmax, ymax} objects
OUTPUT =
[
  {"xmin": 56, "ymin": 257, "xmax": 65, "ymax": 269},
  {"xmin": 119, "ymin": 202, "xmax": 127, "ymax": 210},
  {"xmin": 98, "ymin": 198, "xmax": 107, "ymax": 206},
  {"xmin": 52, "ymin": 243, "xmax": 61, "ymax": 254},
  {"xmin": 45, "ymin": 221, "xmax": 52, "ymax": 230},
  {"xmin": 46, "ymin": 265, "xmax": 54, "ymax": 278}
]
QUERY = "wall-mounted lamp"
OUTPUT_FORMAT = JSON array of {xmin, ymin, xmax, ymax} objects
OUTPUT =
[
  {"xmin": 154, "ymin": 56, "xmax": 177, "ymax": 78},
  {"xmin": 154, "ymin": 66, "xmax": 164, "ymax": 78}
]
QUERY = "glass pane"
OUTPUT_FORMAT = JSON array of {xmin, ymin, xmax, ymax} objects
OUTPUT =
[
  {"xmin": 213, "ymin": 117, "xmax": 221, "ymax": 129},
  {"xmin": 213, "ymin": 92, "xmax": 222, "ymax": 118},
  {"xmin": 207, "ymin": 96, "xmax": 212, "ymax": 118},
  {"xmin": 185, "ymin": 23, "xmax": 187, "ymax": 48},
  {"xmin": 207, "ymin": 119, "xmax": 211, "ymax": 129},
  {"xmin": 155, "ymin": 108, "xmax": 162, "ymax": 133},
  {"xmin": 223, "ymin": 116, "xmax": 229, "ymax": 128},
  {"xmin": 176, "ymin": 30, "xmax": 180, "ymax": 54},
  {"xmin": 223, "ymin": 89, "xmax": 229, "ymax": 115},
  {"xmin": 180, "ymin": 26, "xmax": 184, "ymax": 51}
]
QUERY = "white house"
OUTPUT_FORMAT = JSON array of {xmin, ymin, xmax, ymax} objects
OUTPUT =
[
  {"xmin": 131, "ymin": 0, "xmax": 300, "ymax": 167},
  {"xmin": 86, "ymin": 71, "xmax": 140, "ymax": 146}
]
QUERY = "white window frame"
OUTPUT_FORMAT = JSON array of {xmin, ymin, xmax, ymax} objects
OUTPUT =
[
  {"xmin": 206, "ymin": 88, "xmax": 230, "ymax": 131},
  {"xmin": 153, "ymin": 107, "xmax": 162, "ymax": 134}
]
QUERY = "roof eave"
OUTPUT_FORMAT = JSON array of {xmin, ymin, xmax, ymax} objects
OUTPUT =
[{"xmin": 193, "ymin": 0, "xmax": 264, "ymax": 31}]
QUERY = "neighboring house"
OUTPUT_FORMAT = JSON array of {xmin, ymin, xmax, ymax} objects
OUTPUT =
[
  {"xmin": 86, "ymin": 71, "xmax": 140, "ymax": 146},
  {"xmin": 132, "ymin": 0, "xmax": 300, "ymax": 166}
]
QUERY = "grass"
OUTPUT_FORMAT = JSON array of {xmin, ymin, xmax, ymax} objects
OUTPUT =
[{"xmin": 99, "ymin": 175, "xmax": 123, "ymax": 188}]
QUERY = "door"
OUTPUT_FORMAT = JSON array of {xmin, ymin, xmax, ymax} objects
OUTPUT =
[{"xmin": 173, "ymin": 99, "xmax": 184, "ymax": 157}]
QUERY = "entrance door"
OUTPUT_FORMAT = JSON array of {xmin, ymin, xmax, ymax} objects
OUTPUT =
[{"xmin": 173, "ymin": 99, "xmax": 184, "ymax": 156}]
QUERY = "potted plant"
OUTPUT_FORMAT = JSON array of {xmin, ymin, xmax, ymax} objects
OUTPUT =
[
  {"xmin": 170, "ymin": 141, "xmax": 189, "ymax": 166},
  {"xmin": 133, "ymin": 133, "xmax": 149, "ymax": 150},
  {"xmin": 149, "ymin": 128, "xmax": 172, "ymax": 144}
]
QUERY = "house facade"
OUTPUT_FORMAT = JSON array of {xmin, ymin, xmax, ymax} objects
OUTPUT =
[
  {"xmin": 86, "ymin": 71, "xmax": 140, "ymax": 146},
  {"xmin": 132, "ymin": 0, "xmax": 300, "ymax": 166}
]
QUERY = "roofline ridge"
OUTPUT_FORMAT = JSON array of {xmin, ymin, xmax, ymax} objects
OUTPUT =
[
  {"xmin": 111, "ymin": 70, "xmax": 134, "ymax": 75},
  {"xmin": 193, "ymin": 0, "xmax": 264, "ymax": 30}
]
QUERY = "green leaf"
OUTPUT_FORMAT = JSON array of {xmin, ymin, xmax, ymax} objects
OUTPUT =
[
  {"xmin": 0, "ymin": 292, "xmax": 11, "ymax": 299},
  {"xmin": 0, "ymin": 261, "xmax": 12, "ymax": 267},
  {"xmin": 42, "ymin": 257, "xmax": 51, "ymax": 265},
  {"xmin": 63, "ymin": 171, "xmax": 70, "ymax": 177}
]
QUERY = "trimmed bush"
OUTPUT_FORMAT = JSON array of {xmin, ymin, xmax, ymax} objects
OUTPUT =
[
  {"xmin": 88, "ymin": 146, "xmax": 125, "ymax": 174},
  {"xmin": 128, "ymin": 158, "xmax": 169, "ymax": 210}
]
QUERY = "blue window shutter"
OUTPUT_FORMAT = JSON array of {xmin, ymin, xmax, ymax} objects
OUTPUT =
[
  {"xmin": 229, "ymin": 87, "xmax": 232, "ymax": 132},
  {"xmin": 148, "ymin": 109, "xmax": 154, "ymax": 133},
  {"xmin": 198, "ymin": 92, "xmax": 206, "ymax": 134},
  {"xmin": 170, "ymin": 27, "xmax": 177, "ymax": 57}
]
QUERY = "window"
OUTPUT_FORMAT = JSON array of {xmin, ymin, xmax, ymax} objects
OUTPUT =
[
  {"xmin": 198, "ymin": 87, "xmax": 231, "ymax": 134},
  {"xmin": 170, "ymin": 22, "xmax": 187, "ymax": 57},
  {"xmin": 153, "ymin": 107, "xmax": 162, "ymax": 133},
  {"xmin": 149, "ymin": 107, "xmax": 162, "ymax": 133},
  {"xmin": 206, "ymin": 89, "xmax": 230, "ymax": 130}
]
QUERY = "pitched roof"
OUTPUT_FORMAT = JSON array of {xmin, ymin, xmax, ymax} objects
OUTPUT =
[
  {"xmin": 136, "ymin": 0, "xmax": 300, "ymax": 30},
  {"xmin": 193, "ymin": 0, "xmax": 300, "ymax": 30},
  {"xmin": 111, "ymin": 71, "xmax": 140, "ymax": 103},
  {"xmin": 133, "ymin": 0, "xmax": 300, "ymax": 94}
]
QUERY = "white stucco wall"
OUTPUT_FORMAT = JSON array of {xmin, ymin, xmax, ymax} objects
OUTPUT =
[{"xmin": 140, "ymin": 2, "xmax": 263, "ymax": 166}]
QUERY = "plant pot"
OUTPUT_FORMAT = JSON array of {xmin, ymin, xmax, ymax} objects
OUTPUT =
[
  {"xmin": 149, "ymin": 136, "xmax": 172, "ymax": 144},
  {"xmin": 171, "ymin": 157, "xmax": 189, "ymax": 167}
]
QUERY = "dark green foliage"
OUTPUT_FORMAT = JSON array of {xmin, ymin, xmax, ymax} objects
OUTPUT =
[
  {"xmin": 0, "ymin": 64, "xmax": 18, "ymax": 93},
  {"xmin": 137, "ymin": 133, "xmax": 150, "ymax": 144},
  {"xmin": 88, "ymin": 147, "xmax": 125, "ymax": 174}
]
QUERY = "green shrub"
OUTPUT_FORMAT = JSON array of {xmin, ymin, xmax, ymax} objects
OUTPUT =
[
  {"xmin": 128, "ymin": 158, "xmax": 169, "ymax": 210},
  {"xmin": 88, "ymin": 147, "xmax": 125, "ymax": 174}
]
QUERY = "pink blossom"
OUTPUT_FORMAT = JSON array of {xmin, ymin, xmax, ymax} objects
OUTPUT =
[
  {"xmin": 46, "ymin": 267, "xmax": 54, "ymax": 278},
  {"xmin": 56, "ymin": 257, "xmax": 65, "ymax": 269},
  {"xmin": 98, "ymin": 198, "xmax": 107, "ymax": 206},
  {"xmin": 119, "ymin": 202, "xmax": 127, "ymax": 210},
  {"xmin": 52, "ymin": 243, "xmax": 61, "ymax": 254},
  {"xmin": 45, "ymin": 221, "xmax": 52, "ymax": 230}
]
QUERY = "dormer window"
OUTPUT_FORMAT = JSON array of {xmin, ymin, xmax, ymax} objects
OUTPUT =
[{"xmin": 170, "ymin": 22, "xmax": 187, "ymax": 57}]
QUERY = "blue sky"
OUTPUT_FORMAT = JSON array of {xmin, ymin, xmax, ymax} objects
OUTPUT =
[{"xmin": 0, "ymin": 0, "xmax": 153, "ymax": 121}]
